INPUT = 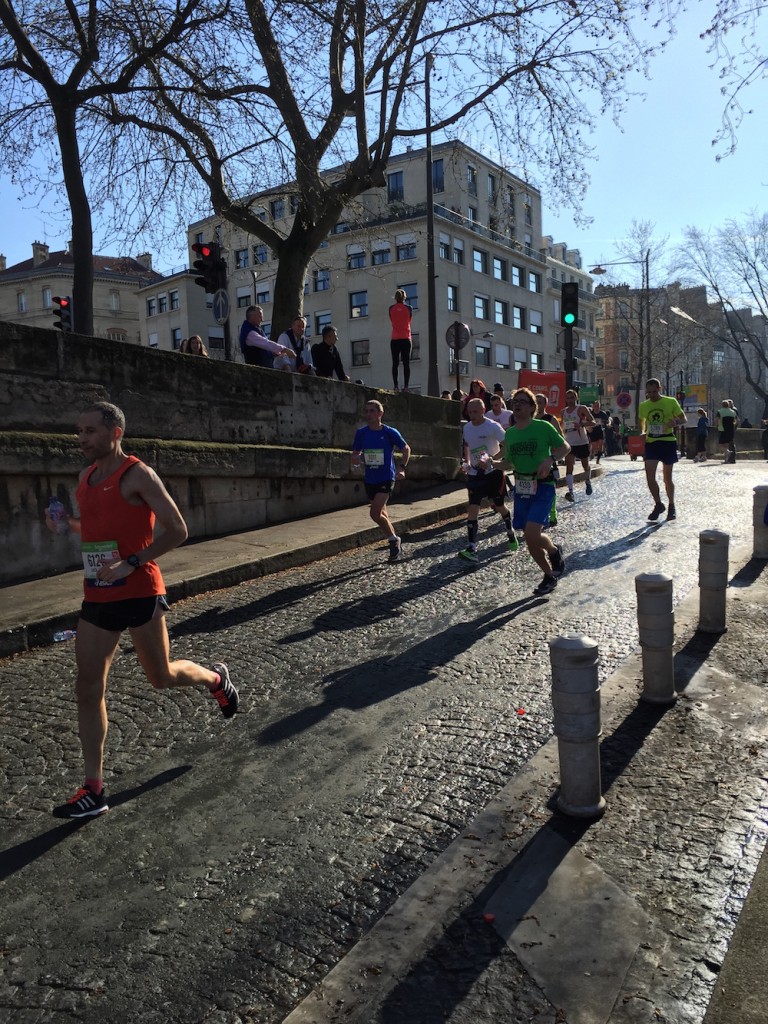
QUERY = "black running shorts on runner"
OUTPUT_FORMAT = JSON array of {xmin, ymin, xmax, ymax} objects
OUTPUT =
[
  {"xmin": 79, "ymin": 595, "xmax": 170, "ymax": 632},
  {"xmin": 365, "ymin": 480, "xmax": 394, "ymax": 500},
  {"xmin": 570, "ymin": 443, "xmax": 590, "ymax": 459},
  {"xmin": 466, "ymin": 468, "xmax": 506, "ymax": 506}
]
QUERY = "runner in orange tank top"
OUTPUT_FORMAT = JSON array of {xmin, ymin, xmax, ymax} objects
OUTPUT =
[{"xmin": 45, "ymin": 401, "xmax": 240, "ymax": 820}]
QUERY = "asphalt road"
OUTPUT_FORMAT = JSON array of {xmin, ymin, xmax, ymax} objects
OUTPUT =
[{"xmin": 1, "ymin": 459, "xmax": 766, "ymax": 1024}]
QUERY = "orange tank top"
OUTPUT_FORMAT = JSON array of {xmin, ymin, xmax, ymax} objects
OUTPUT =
[
  {"xmin": 76, "ymin": 455, "xmax": 165, "ymax": 602},
  {"xmin": 389, "ymin": 302, "xmax": 413, "ymax": 340}
]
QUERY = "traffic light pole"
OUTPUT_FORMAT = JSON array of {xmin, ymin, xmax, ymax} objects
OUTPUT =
[{"xmin": 564, "ymin": 324, "xmax": 574, "ymax": 390}]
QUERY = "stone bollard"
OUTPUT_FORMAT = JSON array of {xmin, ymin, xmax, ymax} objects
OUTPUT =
[
  {"xmin": 635, "ymin": 573, "xmax": 676, "ymax": 704},
  {"xmin": 549, "ymin": 634, "xmax": 606, "ymax": 818},
  {"xmin": 754, "ymin": 486, "xmax": 768, "ymax": 559},
  {"xmin": 698, "ymin": 530, "xmax": 730, "ymax": 634}
]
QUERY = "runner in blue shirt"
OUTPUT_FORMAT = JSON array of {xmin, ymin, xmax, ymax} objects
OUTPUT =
[{"xmin": 351, "ymin": 400, "xmax": 411, "ymax": 561}]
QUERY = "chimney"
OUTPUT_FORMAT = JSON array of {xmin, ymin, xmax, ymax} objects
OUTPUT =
[
  {"xmin": 135, "ymin": 252, "xmax": 153, "ymax": 271},
  {"xmin": 32, "ymin": 241, "xmax": 50, "ymax": 266},
  {"xmin": 0, "ymin": 255, "xmax": 6, "ymax": 272}
]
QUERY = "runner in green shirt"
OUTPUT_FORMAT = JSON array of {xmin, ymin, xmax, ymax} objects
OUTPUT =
[{"xmin": 638, "ymin": 378, "xmax": 687, "ymax": 521}]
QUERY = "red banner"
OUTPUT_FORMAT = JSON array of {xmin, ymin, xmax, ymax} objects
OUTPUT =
[{"xmin": 517, "ymin": 370, "xmax": 567, "ymax": 416}]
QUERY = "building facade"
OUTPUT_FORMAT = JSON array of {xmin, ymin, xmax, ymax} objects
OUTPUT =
[
  {"xmin": 0, "ymin": 242, "xmax": 162, "ymax": 343},
  {"xmin": 186, "ymin": 141, "xmax": 581, "ymax": 393}
]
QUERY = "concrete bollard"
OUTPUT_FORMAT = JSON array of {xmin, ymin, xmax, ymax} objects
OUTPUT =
[
  {"xmin": 698, "ymin": 530, "xmax": 729, "ymax": 634},
  {"xmin": 549, "ymin": 634, "xmax": 606, "ymax": 818},
  {"xmin": 635, "ymin": 573, "xmax": 676, "ymax": 704},
  {"xmin": 754, "ymin": 486, "xmax": 768, "ymax": 559}
]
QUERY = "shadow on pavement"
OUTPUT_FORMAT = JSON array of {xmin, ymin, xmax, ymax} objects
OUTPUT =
[
  {"xmin": 258, "ymin": 596, "xmax": 547, "ymax": 745},
  {"xmin": 559, "ymin": 523, "xmax": 664, "ymax": 574},
  {"xmin": 729, "ymin": 557, "xmax": 768, "ymax": 589},
  {"xmin": 0, "ymin": 765, "xmax": 191, "ymax": 881}
]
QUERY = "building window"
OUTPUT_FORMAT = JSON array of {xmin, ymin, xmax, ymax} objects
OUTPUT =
[
  {"xmin": 492, "ymin": 256, "xmax": 507, "ymax": 281},
  {"xmin": 315, "ymin": 310, "xmax": 332, "ymax": 336},
  {"xmin": 401, "ymin": 282, "xmax": 419, "ymax": 310},
  {"xmin": 512, "ymin": 305, "xmax": 525, "ymax": 330},
  {"xmin": 410, "ymin": 332, "xmax": 421, "ymax": 361},
  {"xmin": 208, "ymin": 329, "xmax": 224, "ymax": 350},
  {"xmin": 347, "ymin": 245, "xmax": 365, "ymax": 270},
  {"xmin": 524, "ymin": 194, "xmax": 533, "ymax": 226},
  {"xmin": 372, "ymin": 246, "xmax": 391, "ymax": 265},
  {"xmin": 619, "ymin": 325, "xmax": 629, "ymax": 343},
  {"xmin": 487, "ymin": 173, "xmax": 497, "ymax": 203},
  {"xmin": 331, "ymin": 221, "xmax": 350, "ymax": 234},
  {"xmin": 387, "ymin": 171, "xmax": 404, "ymax": 203},
  {"xmin": 432, "ymin": 158, "xmax": 444, "ymax": 193},
  {"xmin": 530, "ymin": 352, "xmax": 542, "ymax": 371},
  {"xmin": 350, "ymin": 290, "xmax": 368, "ymax": 318},
  {"xmin": 270, "ymin": 198, "xmax": 285, "ymax": 220},
  {"xmin": 397, "ymin": 240, "xmax": 416, "ymax": 261},
  {"xmin": 468, "ymin": 206, "xmax": 478, "ymax": 231},
  {"xmin": 475, "ymin": 344, "xmax": 491, "ymax": 366},
  {"xmin": 233, "ymin": 248, "xmax": 248, "ymax": 269},
  {"xmin": 105, "ymin": 328, "xmax": 126, "ymax": 342},
  {"xmin": 352, "ymin": 339, "xmax": 370, "ymax": 366},
  {"xmin": 169, "ymin": 290, "xmax": 179, "ymax": 311},
  {"xmin": 495, "ymin": 343, "xmax": 511, "ymax": 369},
  {"xmin": 473, "ymin": 248, "xmax": 489, "ymax": 274},
  {"xmin": 467, "ymin": 165, "xmax": 477, "ymax": 196},
  {"xmin": 511, "ymin": 265, "xmax": 522, "ymax": 287},
  {"xmin": 439, "ymin": 232, "xmax": 450, "ymax": 259},
  {"xmin": 17, "ymin": 291, "xmax": 27, "ymax": 313},
  {"xmin": 514, "ymin": 347, "xmax": 528, "ymax": 370},
  {"xmin": 528, "ymin": 271, "xmax": 541, "ymax": 293},
  {"xmin": 474, "ymin": 294, "xmax": 490, "ymax": 320},
  {"xmin": 619, "ymin": 349, "xmax": 629, "ymax": 371},
  {"xmin": 148, "ymin": 332, "xmax": 159, "ymax": 348},
  {"xmin": 313, "ymin": 269, "xmax": 330, "ymax": 292},
  {"xmin": 256, "ymin": 289, "xmax": 270, "ymax": 304},
  {"xmin": 494, "ymin": 299, "xmax": 509, "ymax": 325},
  {"xmin": 290, "ymin": 194, "xmax": 299, "ymax": 214},
  {"xmin": 529, "ymin": 310, "xmax": 543, "ymax": 334},
  {"xmin": 447, "ymin": 284, "xmax": 459, "ymax": 312},
  {"xmin": 172, "ymin": 328, "xmax": 182, "ymax": 350},
  {"xmin": 42, "ymin": 287, "xmax": 51, "ymax": 308},
  {"xmin": 453, "ymin": 239, "xmax": 464, "ymax": 265},
  {"xmin": 146, "ymin": 298, "xmax": 157, "ymax": 317},
  {"xmin": 253, "ymin": 244, "xmax": 268, "ymax": 264},
  {"xmin": 194, "ymin": 231, "xmax": 204, "ymax": 246},
  {"xmin": 158, "ymin": 294, "xmax": 168, "ymax": 313}
]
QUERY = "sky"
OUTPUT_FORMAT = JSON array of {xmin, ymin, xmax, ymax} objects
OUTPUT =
[{"xmin": 0, "ymin": 3, "xmax": 765, "ymax": 282}]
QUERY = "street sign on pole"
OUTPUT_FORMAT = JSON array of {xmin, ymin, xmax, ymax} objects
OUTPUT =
[
  {"xmin": 616, "ymin": 392, "xmax": 633, "ymax": 410},
  {"xmin": 213, "ymin": 289, "xmax": 230, "ymax": 325}
]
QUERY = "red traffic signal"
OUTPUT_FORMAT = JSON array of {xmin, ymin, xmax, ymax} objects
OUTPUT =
[
  {"xmin": 192, "ymin": 241, "xmax": 226, "ymax": 293},
  {"xmin": 52, "ymin": 295, "xmax": 73, "ymax": 332}
]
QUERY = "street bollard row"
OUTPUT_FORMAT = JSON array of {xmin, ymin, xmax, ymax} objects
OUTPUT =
[{"xmin": 549, "ymin": 529, "xmax": 732, "ymax": 816}]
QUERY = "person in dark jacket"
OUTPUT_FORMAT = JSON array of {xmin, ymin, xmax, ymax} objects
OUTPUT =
[{"xmin": 311, "ymin": 325, "xmax": 350, "ymax": 381}]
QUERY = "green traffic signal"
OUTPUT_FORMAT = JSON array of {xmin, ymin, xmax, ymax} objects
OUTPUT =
[
  {"xmin": 563, "ymin": 311, "xmax": 576, "ymax": 326},
  {"xmin": 560, "ymin": 281, "xmax": 579, "ymax": 329}
]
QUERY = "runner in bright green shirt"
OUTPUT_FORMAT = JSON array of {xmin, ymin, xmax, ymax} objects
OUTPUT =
[{"xmin": 638, "ymin": 378, "xmax": 687, "ymax": 521}]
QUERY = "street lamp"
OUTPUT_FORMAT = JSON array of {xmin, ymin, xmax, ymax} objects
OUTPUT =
[{"xmin": 590, "ymin": 250, "xmax": 651, "ymax": 415}]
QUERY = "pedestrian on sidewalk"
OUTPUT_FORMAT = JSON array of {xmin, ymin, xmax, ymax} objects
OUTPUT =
[
  {"xmin": 695, "ymin": 407, "xmax": 709, "ymax": 462},
  {"xmin": 638, "ymin": 378, "xmax": 687, "ymax": 520},
  {"xmin": 45, "ymin": 402, "xmax": 239, "ymax": 821},
  {"xmin": 503, "ymin": 388, "xmax": 571, "ymax": 595},
  {"xmin": 457, "ymin": 398, "xmax": 518, "ymax": 564},
  {"xmin": 351, "ymin": 400, "xmax": 411, "ymax": 562}
]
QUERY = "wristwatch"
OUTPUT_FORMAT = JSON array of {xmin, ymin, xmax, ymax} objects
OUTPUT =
[{"xmin": 126, "ymin": 554, "xmax": 141, "ymax": 569}]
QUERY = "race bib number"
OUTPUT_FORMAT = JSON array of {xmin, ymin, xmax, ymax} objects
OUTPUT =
[
  {"xmin": 82, "ymin": 540, "xmax": 124, "ymax": 588},
  {"xmin": 515, "ymin": 478, "xmax": 537, "ymax": 497},
  {"xmin": 648, "ymin": 422, "xmax": 665, "ymax": 437},
  {"xmin": 363, "ymin": 449, "xmax": 385, "ymax": 467}
]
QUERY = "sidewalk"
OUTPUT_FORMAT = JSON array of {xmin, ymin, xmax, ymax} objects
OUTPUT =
[{"xmin": 2, "ymin": 466, "xmax": 766, "ymax": 1024}]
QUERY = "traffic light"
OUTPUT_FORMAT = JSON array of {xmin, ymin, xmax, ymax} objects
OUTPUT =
[
  {"xmin": 192, "ymin": 241, "xmax": 227, "ymax": 293},
  {"xmin": 52, "ymin": 295, "xmax": 72, "ymax": 332},
  {"xmin": 561, "ymin": 281, "xmax": 579, "ymax": 327},
  {"xmin": 676, "ymin": 389, "xmax": 686, "ymax": 404}
]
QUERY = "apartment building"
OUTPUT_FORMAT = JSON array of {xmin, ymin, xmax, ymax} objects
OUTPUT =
[
  {"xmin": 186, "ymin": 140, "xmax": 567, "ymax": 393},
  {"xmin": 137, "ymin": 268, "xmax": 217, "ymax": 354},
  {"xmin": 0, "ymin": 242, "xmax": 162, "ymax": 343}
]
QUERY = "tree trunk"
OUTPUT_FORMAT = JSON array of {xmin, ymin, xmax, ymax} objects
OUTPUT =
[{"xmin": 52, "ymin": 100, "xmax": 94, "ymax": 337}]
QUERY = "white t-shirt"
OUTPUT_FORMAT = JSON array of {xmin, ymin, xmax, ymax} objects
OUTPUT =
[
  {"xmin": 462, "ymin": 417, "xmax": 506, "ymax": 475},
  {"xmin": 486, "ymin": 409, "xmax": 514, "ymax": 428},
  {"xmin": 562, "ymin": 406, "xmax": 589, "ymax": 446}
]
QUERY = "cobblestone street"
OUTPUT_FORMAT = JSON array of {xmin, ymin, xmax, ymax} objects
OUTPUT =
[{"xmin": 1, "ymin": 459, "xmax": 767, "ymax": 1023}]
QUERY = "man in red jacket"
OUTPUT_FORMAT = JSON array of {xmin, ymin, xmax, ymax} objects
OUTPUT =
[{"xmin": 45, "ymin": 401, "xmax": 239, "ymax": 821}]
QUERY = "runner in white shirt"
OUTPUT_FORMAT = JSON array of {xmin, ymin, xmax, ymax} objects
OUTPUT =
[
  {"xmin": 458, "ymin": 399, "xmax": 518, "ymax": 564},
  {"xmin": 485, "ymin": 394, "xmax": 514, "ymax": 428},
  {"xmin": 561, "ymin": 389, "xmax": 595, "ymax": 501}
]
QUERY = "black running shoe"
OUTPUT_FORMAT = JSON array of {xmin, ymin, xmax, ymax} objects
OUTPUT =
[
  {"xmin": 53, "ymin": 784, "xmax": 109, "ymax": 820},
  {"xmin": 389, "ymin": 536, "xmax": 403, "ymax": 561},
  {"xmin": 534, "ymin": 574, "xmax": 558, "ymax": 596},
  {"xmin": 550, "ymin": 544, "xmax": 566, "ymax": 577},
  {"xmin": 667, "ymin": 504, "xmax": 677, "ymax": 520},
  {"xmin": 564, "ymin": 491, "xmax": 575, "ymax": 503},
  {"xmin": 211, "ymin": 662, "xmax": 239, "ymax": 719},
  {"xmin": 647, "ymin": 503, "xmax": 666, "ymax": 522}
]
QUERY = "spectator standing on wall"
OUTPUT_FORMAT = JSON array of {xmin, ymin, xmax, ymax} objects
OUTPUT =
[
  {"xmin": 278, "ymin": 315, "xmax": 315, "ymax": 375},
  {"xmin": 311, "ymin": 325, "xmax": 350, "ymax": 381},
  {"xmin": 389, "ymin": 289, "xmax": 413, "ymax": 392},
  {"xmin": 180, "ymin": 335, "xmax": 209, "ymax": 357},
  {"xmin": 240, "ymin": 306, "xmax": 294, "ymax": 368}
]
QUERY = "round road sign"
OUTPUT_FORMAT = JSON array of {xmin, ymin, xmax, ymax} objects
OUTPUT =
[{"xmin": 616, "ymin": 392, "xmax": 632, "ymax": 409}]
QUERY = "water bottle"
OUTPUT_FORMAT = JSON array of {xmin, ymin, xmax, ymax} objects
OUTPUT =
[
  {"xmin": 53, "ymin": 629, "xmax": 77, "ymax": 642},
  {"xmin": 47, "ymin": 497, "xmax": 69, "ymax": 534}
]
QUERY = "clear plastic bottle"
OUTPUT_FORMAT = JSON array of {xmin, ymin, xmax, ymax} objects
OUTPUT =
[
  {"xmin": 47, "ymin": 497, "xmax": 69, "ymax": 534},
  {"xmin": 53, "ymin": 629, "xmax": 77, "ymax": 642}
]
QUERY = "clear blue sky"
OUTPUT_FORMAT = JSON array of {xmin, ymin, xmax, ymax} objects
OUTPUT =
[{"xmin": 1, "ymin": 3, "xmax": 764, "ymax": 279}]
